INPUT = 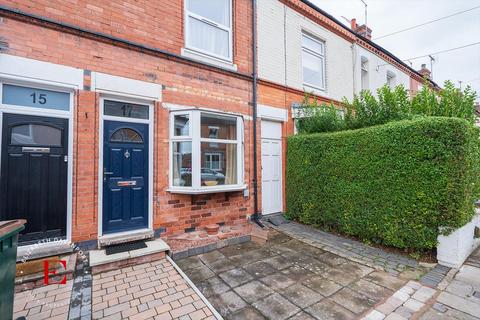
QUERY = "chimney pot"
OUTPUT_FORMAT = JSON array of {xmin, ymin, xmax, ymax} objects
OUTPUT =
[
  {"xmin": 421, "ymin": 63, "xmax": 426, "ymax": 69},
  {"xmin": 351, "ymin": 18, "xmax": 357, "ymax": 30}
]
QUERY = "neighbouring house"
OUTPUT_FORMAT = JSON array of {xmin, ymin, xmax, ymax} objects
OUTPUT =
[
  {"xmin": 256, "ymin": 0, "xmax": 438, "ymax": 219},
  {"xmin": 0, "ymin": 0, "xmax": 439, "ymax": 258}
]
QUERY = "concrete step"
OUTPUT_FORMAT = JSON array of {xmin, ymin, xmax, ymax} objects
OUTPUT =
[
  {"xmin": 89, "ymin": 238, "xmax": 170, "ymax": 274},
  {"xmin": 97, "ymin": 228, "xmax": 154, "ymax": 247},
  {"xmin": 17, "ymin": 241, "xmax": 73, "ymax": 262}
]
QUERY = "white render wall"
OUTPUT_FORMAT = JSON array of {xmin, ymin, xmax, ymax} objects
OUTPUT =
[
  {"xmin": 353, "ymin": 45, "xmax": 410, "ymax": 96},
  {"xmin": 257, "ymin": 0, "xmax": 354, "ymax": 102}
]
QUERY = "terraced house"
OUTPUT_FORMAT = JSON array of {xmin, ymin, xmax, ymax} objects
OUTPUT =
[{"xmin": 0, "ymin": 0, "xmax": 434, "ymax": 256}]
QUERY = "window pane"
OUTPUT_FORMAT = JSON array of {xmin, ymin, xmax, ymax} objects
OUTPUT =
[
  {"xmin": 110, "ymin": 128, "xmax": 143, "ymax": 143},
  {"xmin": 302, "ymin": 35, "xmax": 324, "ymax": 55},
  {"xmin": 2, "ymin": 84, "xmax": 70, "ymax": 111},
  {"xmin": 303, "ymin": 51, "xmax": 324, "ymax": 88},
  {"xmin": 201, "ymin": 113, "xmax": 236, "ymax": 140},
  {"xmin": 187, "ymin": 0, "xmax": 230, "ymax": 26},
  {"xmin": 172, "ymin": 142, "xmax": 192, "ymax": 187},
  {"xmin": 104, "ymin": 100, "xmax": 149, "ymax": 119},
  {"xmin": 187, "ymin": 16, "xmax": 229, "ymax": 58},
  {"xmin": 11, "ymin": 124, "xmax": 62, "ymax": 146},
  {"xmin": 201, "ymin": 142, "xmax": 237, "ymax": 186},
  {"xmin": 174, "ymin": 114, "xmax": 190, "ymax": 136}
]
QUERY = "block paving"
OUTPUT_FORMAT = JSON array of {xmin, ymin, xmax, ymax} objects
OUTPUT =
[
  {"xmin": 13, "ymin": 279, "xmax": 74, "ymax": 320},
  {"xmin": 13, "ymin": 257, "xmax": 220, "ymax": 320},
  {"xmin": 91, "ymin": 258, "xmax": 218, "ymax": 320}
]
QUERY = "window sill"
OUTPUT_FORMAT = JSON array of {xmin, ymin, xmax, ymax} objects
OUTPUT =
[
  {"xmin": 181, "ymin": 48, "xmax": 238, "ymax": 72},
  {"xmin": 167, "ymin": 184, "xmax": 247, "ymax": 195}
]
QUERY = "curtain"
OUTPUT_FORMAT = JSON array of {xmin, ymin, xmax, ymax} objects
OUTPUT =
[
  {"xmin": 188, "ymin": 17, "xmax": 229, "ymax": 58},
  {"xmin": 225, "ymin": 144, "xmax": 237, "ymax": 185}
]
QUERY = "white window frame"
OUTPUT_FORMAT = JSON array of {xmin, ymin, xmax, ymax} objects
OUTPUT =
[
  {"xmin": 387, "ymin": 71, "xmax": 396, "ymax": 88},
  {"xmin": 361, "ymin": 56, "xmax": 369, "ymax": 91},
  {"xmin": 168, "ymin": 110, "xmax": 245, "ymax": 194},
  {"xmin": 301, "ymin": 32, "xmax": 326, "ymax": 91},
  {"xmin": 205, "ymin": 152, "xmax": 223, "ymax": 170},
  {"xmin": 184, "ymin": 0, "xmax": 233, "ymax": 62}
]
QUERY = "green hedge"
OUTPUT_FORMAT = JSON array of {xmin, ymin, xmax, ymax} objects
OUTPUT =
[{"xmin": 286, "ymin": 117, "xmax": 480, "ymax": 250}]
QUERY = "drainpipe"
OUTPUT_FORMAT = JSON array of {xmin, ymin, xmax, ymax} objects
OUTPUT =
[{"xmin": 251, "ymin": 0, "xmax": 264, "ymax": 228}]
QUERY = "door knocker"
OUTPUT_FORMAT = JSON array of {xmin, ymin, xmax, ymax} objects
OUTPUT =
[{"xmin": 124, "ymin": 150, "xmax": 130, "ymax": 158}]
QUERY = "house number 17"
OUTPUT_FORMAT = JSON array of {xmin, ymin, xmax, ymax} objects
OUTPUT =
[{"xmin": 30, "ymin": 92, "xmax": 47, "ymax": 105}]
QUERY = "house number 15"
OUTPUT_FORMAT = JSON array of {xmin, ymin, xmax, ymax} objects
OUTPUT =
[{"xmin": 30, "ymin": 92, "xmax": 47, "ymax": 105}]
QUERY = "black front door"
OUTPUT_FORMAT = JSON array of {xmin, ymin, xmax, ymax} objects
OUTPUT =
[
  {"xmin": 103, "ymin": 120, "xmax": 149, "ymax": 234},
  {"xmin": 0, "ymin": 113, "xmax": 68, "ymax": 245}
]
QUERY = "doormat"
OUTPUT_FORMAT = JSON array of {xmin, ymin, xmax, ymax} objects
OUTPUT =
[{"xmin": 105, "ymin": 241, "xmax": 147, "ymax": 255}]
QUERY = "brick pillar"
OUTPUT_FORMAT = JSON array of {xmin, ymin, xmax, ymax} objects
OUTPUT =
[{"xmin": 72, "ymin": 90, "xmax": 99, "ymax": 243}]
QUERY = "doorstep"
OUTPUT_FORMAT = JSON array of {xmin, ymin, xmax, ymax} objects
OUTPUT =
[
  {"xmin": 89, "ymin": 238, "xmax": 170, "ymax": 274},
  {"xmin": 17, "ymin": 241, "xmax": 73, "ymax": 262},
  {"xmin": 97, "ymin": 228, "xmax": 154, "ymax": 247}
]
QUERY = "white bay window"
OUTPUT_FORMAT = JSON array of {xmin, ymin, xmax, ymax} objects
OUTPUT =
[
  {"xmin": 185, "ymin": 0, "xmax": 232, "ymax": 61},
  {"xmin": 169, "ymin": 110, "xmax": 244, "ymax": 193}
]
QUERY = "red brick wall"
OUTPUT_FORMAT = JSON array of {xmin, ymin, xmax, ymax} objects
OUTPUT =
[
  {"xmin": 0, "ymin": 0, "xmax": 254, "ymax": 243},
  {"xmin": 1, "ymin": 0, "xmax": 253, "ymax": 74},
  {"xmin": 257, "ymin": 82, "xmax": 340, "ymax": 213}
]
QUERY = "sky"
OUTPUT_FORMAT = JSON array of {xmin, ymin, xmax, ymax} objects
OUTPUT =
[{"xmin": 311, "ymin": 0, "xmax": 480, "ymax": 101}]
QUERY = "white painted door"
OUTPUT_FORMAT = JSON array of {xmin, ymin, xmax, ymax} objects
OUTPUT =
[{"xmin": 261, "ymin": 121, "xmax": 282, "ymax": 215}]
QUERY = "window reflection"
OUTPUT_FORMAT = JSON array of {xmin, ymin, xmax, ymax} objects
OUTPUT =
[
  {"xmin": 201, "ymin": 113, "xmax": 236, "ymax": 140},
  {"xmin": 11, "ymin": 124, "xmax": 62, "ymax": 146},
  {"xmin": 172, "ymin": 141, "xmax": 192, "ymax": 187}
]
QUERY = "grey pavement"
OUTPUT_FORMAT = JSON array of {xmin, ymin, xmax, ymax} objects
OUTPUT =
[
  {"xmin": 177, "ymin": 229, "xmax": 409, "ymax": 319},
  {"xmin": 419, "ymin": 247, "xmax": 480, "ymax": 320}
]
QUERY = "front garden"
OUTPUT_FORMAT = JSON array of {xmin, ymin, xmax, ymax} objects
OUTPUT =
[{"xmin": 287, "ymin": 81, "xmax": 480, "ymax": 254}]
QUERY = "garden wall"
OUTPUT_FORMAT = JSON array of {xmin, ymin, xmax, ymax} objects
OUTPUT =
[{"xmin": 286, "ymin": 117, "xmax": 480, "ymax": 250}]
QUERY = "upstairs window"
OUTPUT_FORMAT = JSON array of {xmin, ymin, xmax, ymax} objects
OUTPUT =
[
  {"xmin": 185, "ymin": 0, "xmax": 232, "ymax": 61},
  {"xmin": 387, "ymin": 71, "xmax": 396, "ymax": 88},
  {"xmin": 361, "ymin": 57, "xmax": 369, "ymax": 91},
  {"xmin": 302, "ymin": 32, "xmax": 326, "ymax": 90}
]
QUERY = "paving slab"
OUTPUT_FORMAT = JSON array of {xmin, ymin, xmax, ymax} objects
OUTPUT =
[
  {"xmin": 350, "ymin": 279, "xmax": 393, "ymax": 301},
  {"xmin": 196, "ymin": 276, "xmax": 230, "ymax": 297},
  {"xmin": 302, "ymin": 275, "xmax": 343, "ymax": 297},
  {"xmin": 305, "ymin": 299, "xmax": 356, "ymax": 320},
  {"xmin": 232, "ymin": 281, "xmax": 274, "ymax": 304},
  {"xmin": 252, "ymin": 293, "xmax": 300, "ymax": 320},
  {"xmin": 331, "ymin": 287, "xmax": 376, "ymax": 315},
  {"xmin": 208, "ymin": 290, "xmax": 247, "ymax": 316},
  {"xmin": 288, "ymin": 311, "xmax": 317, "ymax": 320},
  {"xmin": 227, "ymin": 306, "xmax": 267, "ymax": 320},
  {"xmin": 218, "ymin": 268, "xmax": 253, "ymax": 288},
  {"xmin": 281, "ymin": 283, "xmax": 324, "ymax": 308},
  {"xmin": 242, "ymin": 261, "xmax": 277, "ymax": 278}
]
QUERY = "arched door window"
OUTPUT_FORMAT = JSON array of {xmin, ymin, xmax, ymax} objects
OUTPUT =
[{"xmin": 110, "ymin": 128, "xmax": 143, "ymax": 143}]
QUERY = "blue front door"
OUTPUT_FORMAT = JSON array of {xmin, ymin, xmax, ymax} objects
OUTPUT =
[{"xmin": 103, "ymin": 121, "xmax": 149, "ymax": 234}]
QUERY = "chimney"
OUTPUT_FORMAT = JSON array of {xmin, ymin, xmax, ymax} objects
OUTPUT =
[
  {"xmin": 351, "ymin": 18, "xmax": 357, "ymax": 31},
  {"xmin": 419, "ymin": 64, "xmax": 431, "ymax": 79},
  {"xmin": 350, "ymin": 18, "xmax": 372, "ymax": 40}
]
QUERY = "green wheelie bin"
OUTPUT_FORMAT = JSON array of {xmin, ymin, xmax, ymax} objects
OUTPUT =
[{"xmin": 0, "ymin": 219, "xmax": 26, "ymax": 319}]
